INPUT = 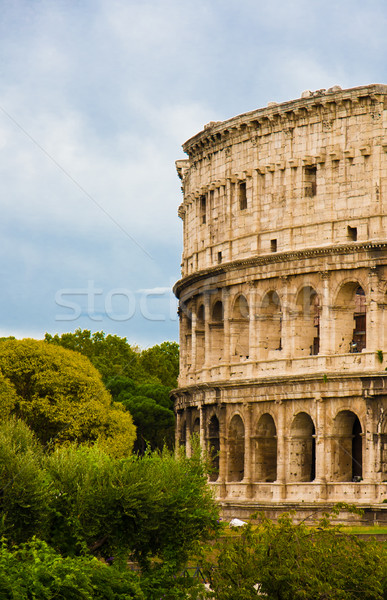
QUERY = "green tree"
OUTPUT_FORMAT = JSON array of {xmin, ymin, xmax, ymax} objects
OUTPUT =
[
  {"xmin": 44, "ymin": 443, "xmax": 219, "ymax": 569},
  {"xmin": 0, "ymin": 417, "xmax": 218, "ymax": 599},
  {"xmin": 207, "ymin": 511, "xmax": 387, "ymax": 600},
  {"xmin": 106, "ymin": 377, "xmax": 175, "ymax": 453},
  {"xmin": 45, "ymin": 329, "xmax": 143, "ymax": 382},
  {"xmin": 120, "ymin": 395, "xmax": 175, "ymax": 453},
  {"xmin": 44, "ymin": 332, "xmax": 179, "ymax": 452},
  {"xmin": 139, "ymin": 341, "xmax": 179, "ymax": 388},
  {"xmin": 0, "ymin": 339, "xmax": 136, "ymax": 455}
]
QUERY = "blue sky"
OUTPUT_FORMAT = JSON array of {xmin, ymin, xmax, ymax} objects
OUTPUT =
[{"xmin": 0, "ymin": 0, "xmax": 386, "ymax": 347}]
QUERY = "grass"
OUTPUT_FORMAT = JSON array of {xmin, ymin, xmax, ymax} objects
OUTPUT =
[{"xmin": 342, "ymin": 525, "xmax": 387, "ymax": 535}]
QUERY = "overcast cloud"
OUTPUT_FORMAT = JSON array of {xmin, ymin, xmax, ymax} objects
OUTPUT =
[{"xmin": 0, "ymin": 0, "xmax": 386, "ymax": 346}]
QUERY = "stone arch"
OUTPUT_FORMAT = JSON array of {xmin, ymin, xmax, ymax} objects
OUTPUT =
[
  {"xmin": 259, "ymin": 290, "xmax": 282, "ymax": 357},
  {"xmin": 289, "ymin": 412, "xmax": 316, "ymax": 482},
  {"xmin": 195, "ymin": 303, "xmax": 205, "ymax": 368},
  {"xmin": 228, "ymin": 414, "xmax": 245, "ymax": 482},
  {"xmin": 379, "ymin": 417, "xmax": 387, "ymax": 481},
  {"xmin": 332, "ymin": 410, "xmax": 363, "ymax": 481},
  {"xmin": 230, "ymin": 294, "xmax": 250, "ymax": 360},
  {"xmin": 210, "ymin": 300, "xmax": 224, "ymax": 363},
  {"xmin": 208, "ymin": 414, "xmax": 220, "ymax": 482},
  {"xmin": 254, "ymin": 413, "xmax": 277, "ymax": 482},
  {"xmin": 294, "ymin": 286, "xmax": 320, "ymax": 356},
  {"xmin": 334, "ymin": 282, "xmax": 366, "ymax": 354}
]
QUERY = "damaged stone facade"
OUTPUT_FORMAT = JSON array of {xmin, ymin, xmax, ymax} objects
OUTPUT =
[{"xmin": 173, "ymin": 84, "xmax": 387, "ymax": 519}]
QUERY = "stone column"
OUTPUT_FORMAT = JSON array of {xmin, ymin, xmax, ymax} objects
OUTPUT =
[
  {"xmin": 218, "ymin": 404, "xmax": 227, "ymax": 497},
  {"xmin": 276, "ymin": 400, "xmax": 287, "ymax": 498},
  {"xmin": 248, "ymin": 281, "xmax": 258, "ymax": 361},
  {"xmin": 280, "ymin": 276, "xmax": 292, "ymax": 358},
  {"xmin": 243, "ymin": 404, "xmax": 253, "ymax": 487},
  {"xmin": 204, "ymin": 294, "xmax": 211, "ymax": 368},
  {"xmin": 315, "ymin": 397, "xmax": 328, "ymax": 498},
  {"xmin": 191, "ymin": 306, "xmax": 197, "ymax": 374},
  {"xmin": 319, "ymin": 271, "xmax": 332, "ymax": 355},
  {"xmin": 178, "ymin": 309, "xmax": 186, "ymax": 383},
  {"xmin": 363, "ymin": 400, "xmax": 376, "ymax": 489},
  {"xmin": 222, "ymin": 287, "xmax": 231, "ymax": 365},
  {"xmin": 199, "ymin": 403, "xmax": 206, "ymax": 451},
  {"xmin": 366, "ymin": 267, "xmax": 380, "ymax": 352}
]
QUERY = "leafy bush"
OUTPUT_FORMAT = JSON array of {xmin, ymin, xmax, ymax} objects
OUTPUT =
[
  {"xmin": 0, "ymin": 538, "xmax": 144, "ymax": 599},
  {"xmin": 0, "ymin": 418, "xmax": 52, "ymax": 544},
  {"xmin": 207, "ymin": 511, "xmax": 387, "ymax": 600},
  {"xmin": 44, "ymin": 444, "xmax": 219, "ymax": 566}
]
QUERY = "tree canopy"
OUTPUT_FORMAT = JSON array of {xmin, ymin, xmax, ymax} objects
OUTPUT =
[
  {"xmin": 44, "ymin": 330, "xmax": 179, "ymax": 388},
  {"xmin": 0, "ymin": 339, "xmax": 136, "ymax": 456},
  {"xmin": 45, "ymin": 330, "xmax": 179, "ymax": 452}
]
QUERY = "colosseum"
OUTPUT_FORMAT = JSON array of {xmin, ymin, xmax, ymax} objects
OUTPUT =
[{"xmin": 173, "ymin": 84, "xmax": 387, "ymax": 522}]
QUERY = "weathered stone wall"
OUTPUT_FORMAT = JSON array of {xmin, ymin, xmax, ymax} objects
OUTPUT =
[{"xmin": 173, "ymin": 85, "xmax": 387, "ymax": 517}]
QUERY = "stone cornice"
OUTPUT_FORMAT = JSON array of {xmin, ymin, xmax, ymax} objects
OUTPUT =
[
  {"xmin": 182, "ymin": 84, "xmax": 387, "ymax": 160},
  {"xmin": 173, "ymin": 241, "xmax": 387, "ymax": 298},
  {"xmin": 172, "ymin": 371, "xmax": 387, "ymax": 397}
]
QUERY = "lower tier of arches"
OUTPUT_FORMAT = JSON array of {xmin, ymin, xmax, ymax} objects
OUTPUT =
[{"xmin": 174, "ymin": 373, "xmax": 387, "ymax": 504}]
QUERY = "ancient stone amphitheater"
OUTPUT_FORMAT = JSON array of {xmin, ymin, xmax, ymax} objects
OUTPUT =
[{"xmin": 173, "ymin": 84, "xmax": 387, "ymax": 522}]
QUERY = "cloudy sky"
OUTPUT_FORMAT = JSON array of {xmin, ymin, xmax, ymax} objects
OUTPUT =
[{"xmin": 0, "ymin": 0, "xmax": 386, "ymax": 347}]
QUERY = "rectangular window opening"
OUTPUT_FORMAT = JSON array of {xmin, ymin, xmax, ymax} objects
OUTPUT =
[
  {"xmin": 304, "ymin": 166, "xmax": 317, "ymax": 197},
  {"xmin": 270, "ymin": 239, "xmax": 277, "ymax": 253},
  {"xmin": 217, "ymin": 251, "xmax": 222, "ymax": 264},
  {"xmin": 347, "ymin": 225, "xmax": 357, "ymax": 241},
  {"xmin": 239, "ymin": 181, "xmax": 247, "ymax": 210},
  {"xmin": 200, "ymin": 194, "xmax": 207, "ymax": 224}
]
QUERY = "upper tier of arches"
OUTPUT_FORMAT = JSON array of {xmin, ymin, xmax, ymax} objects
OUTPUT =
[{"xmin": 178, "ymin": 273, "xmax": 381, "ymax": 381}]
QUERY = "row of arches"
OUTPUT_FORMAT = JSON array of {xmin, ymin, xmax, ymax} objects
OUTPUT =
[
  {"xmin": 181, "ymin": 282, "xmax": 367, "ymax": 366},
  {"xmin": 181, "ymin": 410, "xmax": 363, "ymax": 484}
]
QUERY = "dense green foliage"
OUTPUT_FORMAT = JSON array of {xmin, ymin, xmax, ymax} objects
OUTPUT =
[
  {"xmin": 206, "ymin": 511, "xmax": 387, "ymax": 600},
  {"xmin": 0, "ymin": 339, "xmax": 136, "ymax": 456},
  {"xmin": 44, "ymin": 330, "xmax": 179, "ymax": 387},
  {"xmin": 0, "ymin": 419, "xmax": 219, "ymax": 599},
  {"xmin": 138, "ymin": 341, "xmax": 179, "ymax": 388},
  {"xmin": 45, "ymin": 330, "xmax": 179, "ymax": 452},
  {"xmin": 106, "ymin": 377, "xmax": 175, "ymax": 452},
  {"xmin": 0, "ymin": 538, "xmax": 143, "ymax": 599}
]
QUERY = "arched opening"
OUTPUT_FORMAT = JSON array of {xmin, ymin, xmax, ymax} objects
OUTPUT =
[
  {"xmin": 352, "ymin": 287, "xmax": 366, "ymax": 353},
  {"xmin": 289, "ymin": 413, "xmax": 316, "ymax": 482},
  {"xmin": 228, "ymin": 415, "xmax": 245, "ymax": 482},
  {"xmin": 332, "ymin": 411, "xmax": 363, "ymax": 481},
  {"xmin": 192, "ymin": 417, "xmax": 200, "ymax": 439},
  {"xmin": 210, "ymin": 300, "xmax": 224, "ymax": 363},
  {"xmin": 231, "ymin": 294, "xmax": 249, "ymax": 360},
  {"xmin": 208, "ymin": 415, "xmax": 220, "ymax": 482},
  {"xmin": 294, "ymin": 286, "xmax": 320, "ymax": 356},
  {"xmin": 259, "ymin": 291, "xmax": 282, "ymax": 358},
  {"xmin": 334, "ymin": 283, "xmax": 366, "ymax": 354},
  {"xmin": 254, "ymin": 414, "xmax": 277, "ymax": 482},
  {"xmin": 196, "ymin": 304, "xmax": 205, "ymax": 368}
]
